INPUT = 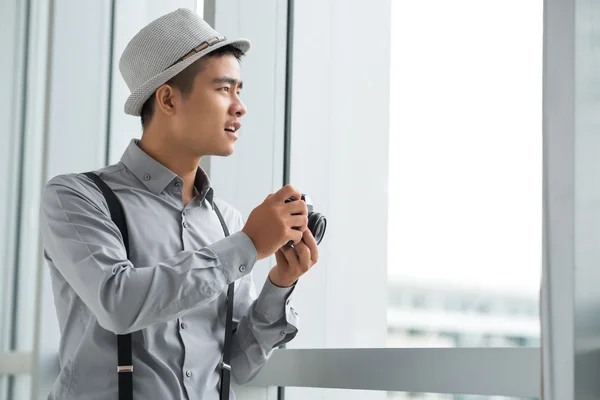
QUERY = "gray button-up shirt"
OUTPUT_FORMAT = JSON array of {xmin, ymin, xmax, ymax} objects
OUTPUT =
[{"xmin": 40, "ymin": 139, "xmax": 299, "ymax": 400}]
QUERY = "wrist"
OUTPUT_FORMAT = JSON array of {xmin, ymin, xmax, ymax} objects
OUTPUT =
[
  {"xmin": 269, "ymin": 266, "xmax": 297, "ymax": 288},
  {"xmin": 241, "ymin": 229, "xmax": 263, "ymax": 260}
]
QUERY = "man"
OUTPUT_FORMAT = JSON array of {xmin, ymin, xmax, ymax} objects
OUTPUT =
[{"xmin": 39, "ymin": 8, "xmax": 318, "ymax": 400}]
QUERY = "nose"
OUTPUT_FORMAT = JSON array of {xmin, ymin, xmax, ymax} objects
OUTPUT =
[{"xmin": 231, "ymin": 97, "xmax": 247, "ymax": 118}]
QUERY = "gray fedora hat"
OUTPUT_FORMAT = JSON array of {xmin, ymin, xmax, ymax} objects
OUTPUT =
[{"xmin": 119, "ymin": 8, "xmax": 251, "ymax": 116}]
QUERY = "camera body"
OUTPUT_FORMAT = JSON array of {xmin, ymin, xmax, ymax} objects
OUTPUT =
[{"xmin": 285, "ymin": 194, "xmax": 327, "ymax": 245}]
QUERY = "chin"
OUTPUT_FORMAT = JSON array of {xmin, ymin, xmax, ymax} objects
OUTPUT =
[{"xmin": 216, "ymin": 146, "xmax": 235, "ymax": 157}]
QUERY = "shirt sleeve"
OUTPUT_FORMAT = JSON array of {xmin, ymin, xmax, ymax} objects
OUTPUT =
[
  {"xmin": 228, "ymin": 273, "xmax": 300, "ymax": 385},
  {"xmin": 39, "ymin": 174, "xmax": 258, "ymax": 334}
]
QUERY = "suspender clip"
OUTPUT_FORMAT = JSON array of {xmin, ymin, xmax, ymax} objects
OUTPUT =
[
  {"xmin": 220, "ymin": 362, "xmax": 231, "ymax": 371},
  {"xmin": 117, "ymin": 365, "xmax": 133, "ymax": 373}
]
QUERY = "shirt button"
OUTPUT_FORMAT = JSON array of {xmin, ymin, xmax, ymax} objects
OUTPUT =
[
  {"xmin": 180, "ymin": 322, "xmax": 187, "ymax": 330},
  {"xmin": 144, "ymin": 174, "xmax": 151, "ymax": 181},
  {"xmin": 280, "ymin": 330, "xmax": 286, "ymax": 337},
  {"xmin": 175, "ymin": 181, "xmax": 181, "ymax": 187},
  {"xmin": 182, "ymin": 210, "xmax": 186, "ymax": 216},
  {"xmin": 186, "ymin": 370, "xmax": 192, "ymax": 378},
  {"xmin": 239, "ymin": 265, "xmax": 247, "ymax": 273},
  {"xmin": 183, "ymin": 222, "xmax": 189, "ymax": 229}
]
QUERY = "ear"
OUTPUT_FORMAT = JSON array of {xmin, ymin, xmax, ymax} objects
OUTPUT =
[{"xmin": 154, "ymin": 84, "xmax": 178, "ymax": 116}]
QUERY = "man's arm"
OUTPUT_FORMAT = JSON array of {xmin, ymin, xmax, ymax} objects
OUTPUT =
[
  {"xmin": 40, "ymin": 174, "xmax": 257, "ymax": 334},
  {"xmin": 228, "ymin": 274, "xmax": 299, "ymax": 385},
  {"xmin": 227, "ymin": 226, "xmax": 319, "ymax": 384}
]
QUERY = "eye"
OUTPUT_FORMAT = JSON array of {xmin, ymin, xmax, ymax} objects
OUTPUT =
[{"xmin": 219, "ymin": 87, "xmax": 230, "ymax": 92}]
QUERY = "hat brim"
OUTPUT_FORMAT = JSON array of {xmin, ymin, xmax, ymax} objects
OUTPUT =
[{"xmin": 124, "ymin": 38, "xmax": 251, "ymax": 116}]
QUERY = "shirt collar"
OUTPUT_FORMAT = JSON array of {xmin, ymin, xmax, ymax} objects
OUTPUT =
[
  {"xmin": 120, "ymin": 139, "xmax": 214, "ymax": 205},
  {"xmin": 194, "ymin": 166, "xmax": 214, "ymax": 206}
]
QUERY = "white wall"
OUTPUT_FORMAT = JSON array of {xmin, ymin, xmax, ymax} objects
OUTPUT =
[
  {"xmin": 287, "ymin": 0, "xmax": 390, "ymax": 350},
  {"xmin": 282, "ymin": 0, "xmax": 390, "ymax": 398}
]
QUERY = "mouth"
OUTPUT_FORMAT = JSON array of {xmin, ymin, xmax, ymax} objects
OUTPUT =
[
  {"xmin": 224, "ymin": 121, "xmax": 241, "ymax": 140},
  {"xmin": 224, "ymin": 121, "xmax": 241, "ymax": 133}
]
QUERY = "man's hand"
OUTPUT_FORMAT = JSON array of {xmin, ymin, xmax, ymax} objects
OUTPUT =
[
  {"xmin": 269, "ymin": 229, "xmax": 319, "ymax": 287},
  {"xmin": 242, "ymin": 185, "xmax": 309, "ymax": 260}
]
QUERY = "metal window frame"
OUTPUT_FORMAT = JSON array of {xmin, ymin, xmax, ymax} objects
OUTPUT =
[
  {"xmin": 540, "ymin": 0, "xmax": 600, "ymax": 398},
  {"xmin": 0, "ymin": 1, "xmax": 29, "ymax": 398},
  {"xmin": 0, "ymin": 353, "xmax": 32, "ymax": 376},
  {"xmin": 247, "ymin": 348, "xmax": 541, "ymax": 397}
]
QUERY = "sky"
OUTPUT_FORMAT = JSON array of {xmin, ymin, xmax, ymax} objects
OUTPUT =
[{"xmin": 386, "ymin": 0, "xmax": 543, "ymax": 296}]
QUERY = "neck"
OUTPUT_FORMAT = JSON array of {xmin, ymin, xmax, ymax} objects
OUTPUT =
[{"xmin": 139, "ymin": 128, "xmax": 201, "ymax": 203}]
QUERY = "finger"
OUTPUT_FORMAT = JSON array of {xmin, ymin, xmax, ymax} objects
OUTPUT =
[
  {"xmin": 293, "ymin": 241, "xmax": 312, "ymax": 270},
  {"xmin": 275, "ymin": 248, "xmax": 287, "ymax": 265},
  {"xmin": 289, "ymin": 215, "xmax": 309, "ymax": 231},
  {"xmin": 302, "ymin": 229, "xmax": 319, "ymax": 263},
  {"xmin": 280, "ymin": 245, "xmax": 299, "ymax": 267},
  {"xmin": 287, "ymin": 229, "xmax": 303, "ymax": 245},
  {"xmin": 272, "ymin": 184, "xmax": 302, "ymax": 203},
  {"xmin": 283, "ymin": 199, "xmax": 308, "ymax": 215}
]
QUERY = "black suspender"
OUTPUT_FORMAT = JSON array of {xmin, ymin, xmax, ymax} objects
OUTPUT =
[
  {"xmin": 213, "ymin": 206, "xmax": 235, "ymax": 400},
  {"xmin": 84, "ymin": 172, "xmax": 235, "ymax": 400},
  {"xmin": 83, "ymin": 172, "xmax": 133, "ymax": 400}
]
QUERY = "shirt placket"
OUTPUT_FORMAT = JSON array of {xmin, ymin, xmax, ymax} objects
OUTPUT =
[{"xmin": 173, "ymin": 178, "xmax": 197, "ymax": 396}]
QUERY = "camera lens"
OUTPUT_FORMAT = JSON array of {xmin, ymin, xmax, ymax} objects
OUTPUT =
[
  {"xmin": 308, "ymin": 212, "xmax": 326, "ymax": 245},
  {"xmin": 284, "ymin": 193, "xmax": 326, "ymax": 246}
]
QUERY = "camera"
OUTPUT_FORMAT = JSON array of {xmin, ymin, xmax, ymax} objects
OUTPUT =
[{"xmin": 285, "ymin": 194, "xmax": 327, "ymax": 246}]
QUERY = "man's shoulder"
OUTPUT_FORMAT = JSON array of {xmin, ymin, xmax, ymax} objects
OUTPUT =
[
  {"xmin": 42, "ymin": 163, "xmax": 126, "ymax": 211},
  {"xmin": 45, "ymin": 163, "xmax": 125, "ymax": 189}
]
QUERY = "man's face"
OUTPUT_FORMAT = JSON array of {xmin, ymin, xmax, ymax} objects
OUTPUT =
[{"xmin": 170, "ymin": 54, "xmax": 247, "ymax": 157}]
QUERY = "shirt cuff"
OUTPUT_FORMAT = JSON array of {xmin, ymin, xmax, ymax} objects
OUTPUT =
[
  {"xmin": 254, "ymin": 277, "xmax": 297, "ymax": 323},
  {"xmin": 208, "ymin": 231, "xmax": 258, "ymax": 283}
]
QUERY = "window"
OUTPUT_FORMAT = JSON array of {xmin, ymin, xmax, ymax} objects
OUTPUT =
[
  {"xmin": 0, "ymin": 0, "xmax": 50, "ymax": 399},
  {"xmin": 4, "ymin": 0, "xmax": 591, "ymax": 397},
  {"xmin": 242, "ymin": 0, "xmax": 545, "ymax": 397},
  {"xmin": 387, "ymin": 0, "xmax": 542, "ymax": 350},
  {"xmin": 285, "ymin": 0, "xmax": 542, "ymax": 352}
]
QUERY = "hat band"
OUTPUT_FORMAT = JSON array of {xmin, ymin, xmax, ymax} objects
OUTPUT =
[{"xmin": 170, "ymin": 36, "xmax": 227, "ymax": 67}]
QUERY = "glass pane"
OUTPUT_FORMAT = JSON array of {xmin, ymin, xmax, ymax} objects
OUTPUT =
[{"xmin": 387, "ymin": 0, "xmax": 542, "ymax": 348}]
